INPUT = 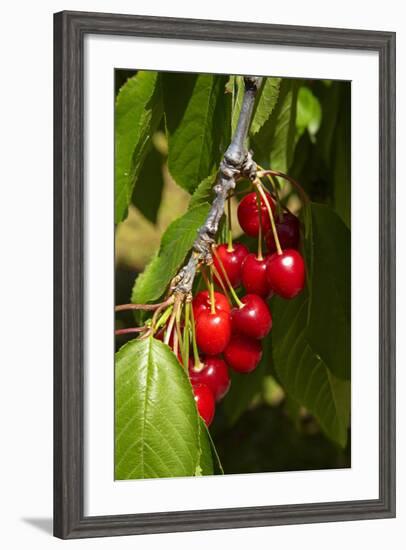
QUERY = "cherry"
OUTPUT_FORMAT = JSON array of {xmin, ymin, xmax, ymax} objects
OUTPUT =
[
  {"xmin": 267, "ymin": 249, "xmax": 305, "ymax": 299},
  {"xmin": 231, "ymin": 294, "xmax": 272, "ymax": 339},
  {"xmin": 192, "ymin": 383, "xmax": 215, "ymax": 426},
  {"xmin": 195, "ymin": 309, "xmax": 231, "ymax": 355},
  {"xmin": 237, "ymin": 191, "xmax": 276, "ymax": 237},
  {"xmin": 224, "ymin": 334, "xmax": 262, "ymax": 373},
  {"xmin": 241, "ymin": 254, "xmax": 271, "ymax": 298},
  {"xmin": 213, "ymin": 242, "xmax": 248, "ymax": 288},
  {"xmin": 266, "ymin": 212, "xmax": 300, "ymax": 253},
  {"xmin": 189, "ymin": 356, "xmax": 230, "ymax": 401},
  {"xmin": 192, "ymin": 290, "xmax": 230, "ymax": 319}
]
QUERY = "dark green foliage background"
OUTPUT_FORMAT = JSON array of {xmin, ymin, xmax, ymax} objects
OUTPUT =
[{"xmin": 114, "ymin": 70, "xmax": 351, "ymax": 479}]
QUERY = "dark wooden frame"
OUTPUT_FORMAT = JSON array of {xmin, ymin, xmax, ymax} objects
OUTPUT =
[{"xmin": 54, "ymin": 10, "xmax": 396, "ymax": 539}]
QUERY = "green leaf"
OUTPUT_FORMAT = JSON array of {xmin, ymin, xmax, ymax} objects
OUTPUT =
[
  {"xmin": 115, "ymin": 71, "xmax": 163, "ymax": 224},
  {"xmin": 115, "ymin": 337, "xmax": 213, "ymax": 479},
  {"xmin": 300, "ymin": 199, "xmax": 314, "ymax": 291},
  {"xmin": 115, "ymin": 69, "xmax": 137, "ymax": 96},
  {"xmin": 289, "ymin": 81, "xmax": 351, "ymax": 226},
  {"xmin": 132, "ymin": 144, "xmax": 164, "ymax": 224},
  {"xmin": 271, "ymin": 293, "xmax": 350, "ymax": 447},
  {"xmin": 189, "ymin": 172, "xmax": 217, "ymax": 209},
  {"xmin": 296, "ymin": 86, "xmax": 322, "ymax": 138},
  {"xmin": 196, "ymin": 419, "xmax": 214, "ymax": 475},
  {"xmin": 250, "ymin": 78, "xmax": 281, "ymax": 135},
  {"xmin": 271, "ymin": 201, "xmax": 351, "ymax": 445},
  {"xmin": 252, "ymin": 78, "xmax": 299, "ymax": 173},
  {"xmin": 223, "ymin": 333, "xmax": 271, "ymax": 425},
  {"xmin": 163, "ymin": 73, "xmax": 229, "ymax": 193},
  {"xmin": 305, "ymin": 203, "xmax": 351, "ymax": 380},
  {"xmin": 331, "ymin": 85, "xmax": 351, "ymax": 228},
  {"xmin": 132, "ymin": 204, "xmax": 210, "ymax": 304},
  {"xmin": 316, "ymin": 81, "xmax": 341, "ymax": 168}
]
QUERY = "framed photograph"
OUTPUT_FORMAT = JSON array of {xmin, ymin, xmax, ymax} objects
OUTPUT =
[{"xmin": 54, "ymin": 10, "xmax": 396, "ymax": 539}]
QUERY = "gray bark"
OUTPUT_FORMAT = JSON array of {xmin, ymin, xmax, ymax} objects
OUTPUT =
[{"xmin": 171, "ymin": 76, "xmax": 262, "ymax": 295}]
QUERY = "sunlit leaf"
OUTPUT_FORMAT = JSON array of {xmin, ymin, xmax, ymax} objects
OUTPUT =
[
  {"xmin": 163, "ymin": 73, "xmax": 230, "ymax": 193},
  {"xmin": 304, "ymin": 203, "xmax": 350, "ymax": 380},
  {"xmin": 115, "ymin": 71, "xmax": 163, "ymax": 224},
  {"xmin": 115, "ymin": 337, "xmax": 213, "ymax": 479},
  {"xmin": 296, "ymin": 85, "xmax": 322, "ymax": 138},
  {"xmin": 250, "ymin": 77, "xmax": 281, "ymax": 135},
  {"xmin": 252, "ymin": 79, "xmax": 299, "ymax": 173},
  {"xmin": 271, "ymin": 292, "xmax": 350, "ymax": 447},
  {"xmin": 132, "ymin": 204, "xmax": 210, "ymax": 304}
]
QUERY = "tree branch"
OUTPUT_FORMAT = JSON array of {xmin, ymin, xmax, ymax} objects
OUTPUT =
[{"xmin": 171, "ymin": 76, "xmax": 263, "ymax": 295}]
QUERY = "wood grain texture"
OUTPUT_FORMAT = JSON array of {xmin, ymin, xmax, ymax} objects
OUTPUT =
[{"xmin": 53, "ymin": 10, "xmax": 396, "ymax": 539}]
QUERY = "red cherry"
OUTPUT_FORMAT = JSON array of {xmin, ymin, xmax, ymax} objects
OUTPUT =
[
  {"xmin": 237, "ymin": 191, "xmax": 276, "ymax": 237},
  {"xmin": 231, "ymin": 294, "xmax": 272, "ymax": 339},
  {"xmin": 241, "ymin": 254, "xmax": 272, "ymax": 298},
  {"xmin": 266, "ymin": 212, "xmax": 300, "ymax": 253},
  {"xmin": 192, "ymin": 290, "xmax": 230, "ymax": 319},
  {"xmin": 189, "ymin": 356, "xmax": 230, "ymax": 401},
  {"xmin": 213, "ymin": 242, "xmax": 249, "ymax": 288},
  {"xmin": 192, "ymin": 383, "xmax": 215, "ymax": 426},
  {"xmin": 224, "ymin": 334, "xmax": 262, "ymax": 373},
  {"xmin": 267, "ymin": 249, "xmax": 305, "ymax": 299},
  {"xmin": 195, "ymin": 309, "xmax": 231, "ymax": 355}
]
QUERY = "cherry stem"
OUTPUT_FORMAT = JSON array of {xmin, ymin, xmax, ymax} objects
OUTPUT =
[
  {"xmin": 190, "ymin": 305, "xmax": 203, "ymax": 369},
  {"xmin": 115, "ymin": 297, "xmax": 173, "ymax": 313},
  {"xmin": 152, "ymin": 303, "xmax": 173, "ymax": 332},
  {"xmin": 257, "ymin": 169, "xmax": 310, "ymax": 205},
  {"xmin": 227, "ymin": 194, "xmax": 234, "ymax": 252},
  {"xmin": 182, "ymin": 302, "xmax": 191, "ymax": 368},
  {"xmin": 257, "ymin": 164, "xmax": 284, "ymax": 221},
  {"xmin": 268, "ymin": 175, "xmax": 284, "ymax": 221},
  {"xmin": 256, "ymin": 180, "xmax": 282, "ymax": 256},
  {"xmin": 115, "ymin": 327, "xmax": 148, "ymax": 336},
  {"xmin": 210, "ymin": 263, "xmax": 231, "ymax": 303},
  {"xmin": 164, "ymin": 297, "xmax": 181, "ymax": 346},
  {"xmin": 258, "ymin": 181, "xmax": 296, "ymax": 218},
  {"xmin": 200, "ymin": 266, "xmax": 211, "ymax": 291},
  {"xmin": 173, "ymin": 325, "xmax": 179, "ymax": 358},
  {"xmin": 174, "ymin": 302, "xmax": 184, "ymax": 366},
  {"xmin": 255, "ymin": 189, "xmax": 263, "ymax": 260},
  {"xmin": 208, "ymin": 267, "xmax": 216, "ymax": 314},
  {"xmin": 211, "ymin": 246, "xmax": 244, "ymax": 308}
]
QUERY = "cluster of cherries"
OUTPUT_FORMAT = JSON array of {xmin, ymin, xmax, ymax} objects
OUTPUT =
[{"xmin": 161, "ymin": 188, "xmax": 306, "ymax": 427}]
